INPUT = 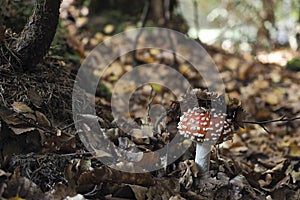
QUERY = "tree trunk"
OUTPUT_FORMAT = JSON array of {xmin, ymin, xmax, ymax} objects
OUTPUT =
[
  {"xmin": 256, "ymin": 0, "xmax": 275, "ymax": 51},
  {"xmin": 14, "ymin": 0, "xmax": 61, "ymax": 69},
  {"xmin": 151, "ymin": 0, "xmax": 164, "ymax": 25}
]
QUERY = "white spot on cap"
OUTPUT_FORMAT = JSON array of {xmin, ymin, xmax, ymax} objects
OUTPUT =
[
  {"xmin": 216, "ymin": 127, "xmax": 223, "ymax": 133},
  {"xmin": 196, "ymin": 133, "xmax": 205, "ymax": 137},
  {"xmin": 223, "ymin": 129, "xmax": 232, "ymax": 135},
  {"xmin": 179, "ymin": 131, "xmax": 185, "ymax": 135},
  {"xmin": 189, "ymin": 118, "xmax": 195, "ymax": 123},
  {"xmin": 182, "ymin": 117, "xmax": 188, "ymax": 122}
]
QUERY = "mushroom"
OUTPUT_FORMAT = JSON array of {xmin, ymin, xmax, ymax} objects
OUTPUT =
[{"xmin": 177, "ymin": 107, "xmax": 235, "ymax": 176}]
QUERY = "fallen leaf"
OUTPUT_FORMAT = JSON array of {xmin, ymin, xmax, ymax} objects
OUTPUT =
[
  {"xmin": 10, "ymin": 126, "xmax": 36, "ymax": 135},
  {"xmin": 128, "ymin": 184, "xmax": 147, "ymax": 200},
  {"xmin": 27, "ymin": 88, "xmax": 43, "ymax": 108},
  {"xmin": 289, "ymin": 143, "xmax": 300, "ymax": 157},
  {"xmin": 35, "ymin": 111, "xmax": 51, "ymax": 128},
  {"xmin": 12, "ymin": 102, "xmax": 33, "ymax": 113}
]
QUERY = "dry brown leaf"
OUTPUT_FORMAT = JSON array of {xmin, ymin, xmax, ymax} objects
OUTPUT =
[
  {"xmin": 12, "ymin": 102, "xmax": 33, "ymax": 113},
  {"xmin": 128, "ymin": 184, "xmax": 148, "ymax": 200},
  {"xmin": 10, "ymin": 126, "xmax": 36, "ymax": 135},
  {"xmin": 35, "ymin": 111, "xmax": 51, "ymax": 128},
  {"xmin": 27, "ymin": 88, "xmax": 43, "ymax": 108},
  {"xmin": 289, "ymin": 143, "xmax": 300, "ymax": 157}
]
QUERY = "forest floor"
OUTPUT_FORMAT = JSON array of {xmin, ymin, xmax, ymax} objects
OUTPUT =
[{"xmin": 1, "ymin": 1, "xmax": 300, "ymax": 200}]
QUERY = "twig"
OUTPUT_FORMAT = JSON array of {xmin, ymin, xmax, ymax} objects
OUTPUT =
[
  {"xmin": 146, "ymin": 86, "xmax": 157, "ymax": 124},
  {"xmin": 61, "ymin": 151, "xmax": 94, "ymax": 157},
  {"xmin": 193, "ymin": 0, "xmax": 200, "ymax": 36},
  {"xmin": 236, "ymin": 116, "xmax": 300, "ymax": 134},
  {"xmin": 132, "ymin": 0, "xmax": 151, "ymax": 67},
  {"xmin": 239, "ymin": 116, "xmax": 300, "ymax": 125},
  {"xmin": 60, "ymin": 119, "xmax": 83, "ymax": 131},
  {"xmin": 167, "ymin": 28, "xmax": 178, "ymax": 68},
  {"xmin": 83, "ymin": 185, "xmax": 98, "ymax": 197},
  {"xmin": 153, "ymin": 101, "xmax": 179, "ymax": 134},
  {"xmin": 258, "ymin": 124, "xmax": 270, "ymax": 134},
  {"xmin": 163, "ymin": 0, "xmax": 171, "ymax": 21},
  {"xmin": 153, "ymin": 110, "xmax": 169, "ymax": 134},
  {"xmin": 3, "ymin": 41, "xmax": 22, "ymax": 71},
  {"xmin": 162, "ymin": 0, "xmax": 178, "ymax": 69}
]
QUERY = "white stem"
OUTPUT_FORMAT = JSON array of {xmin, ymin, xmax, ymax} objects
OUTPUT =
[{"xmin": 195, "ymin": 143, "xmax": 211, "ymax": 176}]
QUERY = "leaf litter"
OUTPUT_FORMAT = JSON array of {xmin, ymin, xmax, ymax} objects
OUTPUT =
[{"xmin": 0, "ymin": 2, "xmax": 300, "ymax": 199}]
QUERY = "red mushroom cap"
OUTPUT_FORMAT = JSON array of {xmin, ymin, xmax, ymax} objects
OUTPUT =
[{"xmin": 178, "ymin": 107, "xmax": 234, "ymax": 144}]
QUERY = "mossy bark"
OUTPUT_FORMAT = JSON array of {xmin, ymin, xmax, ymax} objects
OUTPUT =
[{"xmin": 14, "ymin": 0, "xmax": 61, "ymax": 69}]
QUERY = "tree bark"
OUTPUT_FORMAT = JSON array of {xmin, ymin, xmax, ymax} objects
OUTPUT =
[{"xmin": 14, "ymin": 0, "xmax": 61, "ymax": 69}]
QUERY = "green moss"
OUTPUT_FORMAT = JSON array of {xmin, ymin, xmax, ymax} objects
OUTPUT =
[
  {"xmin": 50, "ymin": 21, "xmax": 81, "ymax": 64},
  {"xmin": 286, "ymin": 58, "xmax": 300, "ymax": 72},
  {"xmin": 97, "ymin": 82, "xmax": 111, "ymax": 96}
]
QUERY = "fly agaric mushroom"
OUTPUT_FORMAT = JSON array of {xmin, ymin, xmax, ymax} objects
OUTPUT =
[{"xmin": 178, "ymin": 107, "xmax": 235, "ymax": 176}]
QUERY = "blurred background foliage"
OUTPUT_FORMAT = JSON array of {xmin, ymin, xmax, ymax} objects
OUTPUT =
[
  {"xmin": 0, "ymin": 0, "xmax": 35, "ymax": 33},
  {"xmin": 179, "ymin": 0, "xmax": 300, "ymax": 53},
  {"xmin": 1, "ymin": 0, "xmax": 300, "ymax": 54}
]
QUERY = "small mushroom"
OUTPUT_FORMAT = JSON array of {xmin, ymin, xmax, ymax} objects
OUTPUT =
[{"xmin": 177, "ymin": 107, "xmax": 235, "ymax": 176}]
